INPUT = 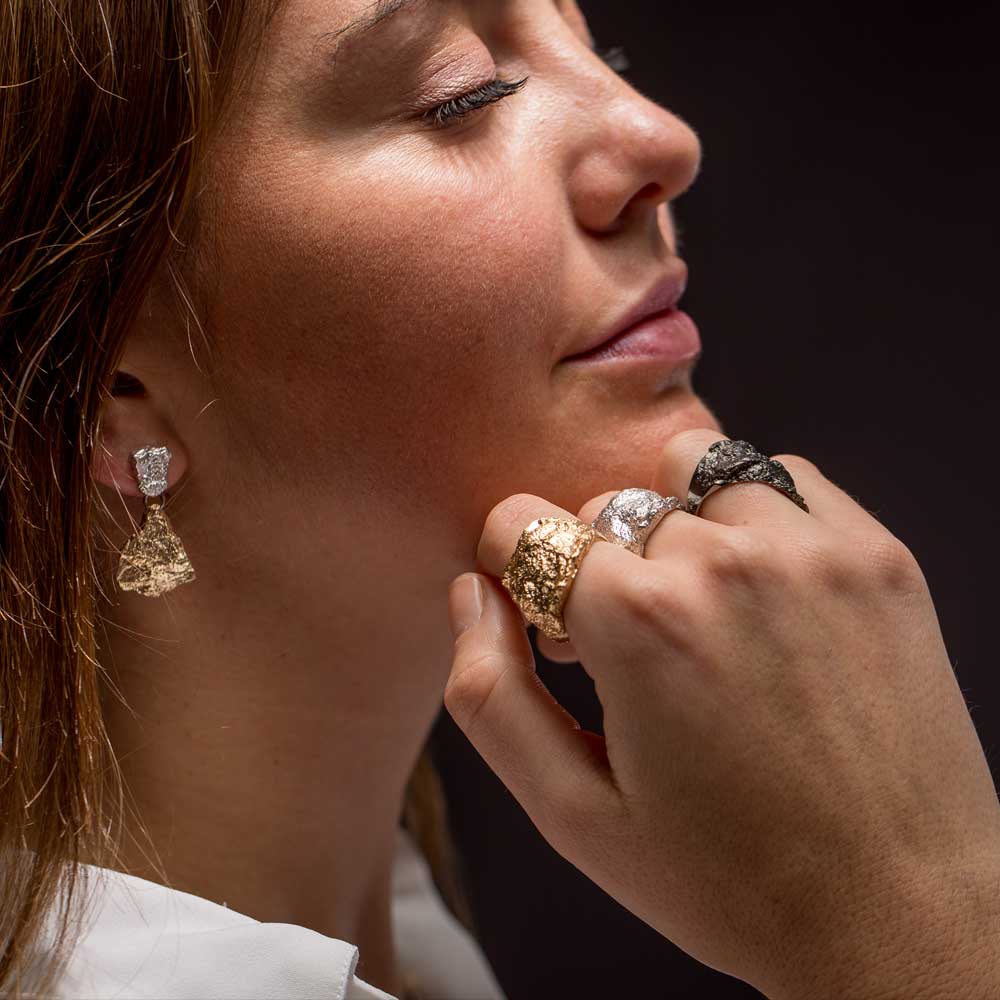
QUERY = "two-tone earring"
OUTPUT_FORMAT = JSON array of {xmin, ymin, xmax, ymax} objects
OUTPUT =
[{"xmin": 115, "ymin": 445, "xmax": 196, "ymax": 597}]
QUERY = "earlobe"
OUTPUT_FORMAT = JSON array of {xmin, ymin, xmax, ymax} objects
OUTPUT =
[{"xmin": 93, "ymin": 373, "xmax": 189, "ymax": 499}]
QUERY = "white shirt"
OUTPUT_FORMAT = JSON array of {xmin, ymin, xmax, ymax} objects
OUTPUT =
[{"xmin": 29, "ymin": 826, "xmax": 507, "ymax": 999}]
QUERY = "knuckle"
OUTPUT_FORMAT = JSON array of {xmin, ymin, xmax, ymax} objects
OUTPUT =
[
  {"xmin": 578, "ymin": 490, "xmax": 623, "ymax": 524},
  {"xmin": 700, "ymin": 528, "xmax": 777, "ymax": 584},
  {"xmin": 442, "ymin": 651, "xmax": 510, "ymax": 733},
  {"xmin": 788, "ymin": 532, "xmax": 854, "ymax": 591},
  {"xmin": 859, "ymin": 534, "xmax": 925, "ymax": 592},
  {"xmin": 485, "ymin": 493, "xmax": 544, "ymax": 536},
  {"xmin": 771, "ymin": 453, "xmax": 821, "ymax": 479},
  {"xmin": 479, "ymin": 493, "xmax": 547, "ymax": 566},
  {"xmin": 660, "ymin": 427, "xmax": 727, "ymax": 470},
  {"xmin": 615, "ymin": 566, "xmax": 692, "ymax": 638}
]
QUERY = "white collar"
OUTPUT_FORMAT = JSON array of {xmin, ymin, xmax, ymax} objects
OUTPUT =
[{"xmin": 27, "ymin": 826, "xmax": 506, "ymax": 1000}]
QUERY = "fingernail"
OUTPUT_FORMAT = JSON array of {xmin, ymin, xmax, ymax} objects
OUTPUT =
[{"xmin": 448, "ymin": 574, "xmax": 484, "ymax": 639}]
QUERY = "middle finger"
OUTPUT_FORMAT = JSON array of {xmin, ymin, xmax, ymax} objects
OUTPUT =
[{"xmin": 651, "ymin": 428, "xmax": 815, "ymax": 532}]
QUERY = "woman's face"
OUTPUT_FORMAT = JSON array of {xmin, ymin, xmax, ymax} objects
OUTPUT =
[{"xmin": 181, "ymin": 0, "xmax": 719, "ymax": 607}]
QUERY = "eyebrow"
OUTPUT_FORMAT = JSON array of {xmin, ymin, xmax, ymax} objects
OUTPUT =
[{"xmin": 325, "ymin": 0, "xmax": 426, "ymax": 55}]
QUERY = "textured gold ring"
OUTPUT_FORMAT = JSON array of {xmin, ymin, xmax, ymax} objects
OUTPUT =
[{"xmin": 500, "ymin": 516, "xmax": 602, "ymax": 642}]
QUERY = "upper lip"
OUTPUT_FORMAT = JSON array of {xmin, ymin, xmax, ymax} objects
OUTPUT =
[{"xmin": 560, "ymin": 260, "xmax": 689, "ymax": 361}]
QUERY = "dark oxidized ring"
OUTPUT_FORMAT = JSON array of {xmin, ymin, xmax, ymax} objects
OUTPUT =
[{"xmin": 686, "ymin": 439, "xmax": 809, "ymax": 516}]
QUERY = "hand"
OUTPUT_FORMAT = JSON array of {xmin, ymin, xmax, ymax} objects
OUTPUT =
[{"xmin": 444, "ymin": 428, "xmax": 1000, "ymax": 999}]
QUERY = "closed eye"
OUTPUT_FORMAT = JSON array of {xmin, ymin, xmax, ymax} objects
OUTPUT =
[{"xmin": 419, "ymin": 42, "xmax": 631, "ymax": 129}]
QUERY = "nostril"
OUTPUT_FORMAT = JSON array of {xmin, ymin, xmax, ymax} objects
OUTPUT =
[
  {"xmin": 633, "ymin": 182, "xmax": 664, "ymax": 203},
  {"xmin": 619, "ymin": 182, "xmax": 666, "ymax": 223}
]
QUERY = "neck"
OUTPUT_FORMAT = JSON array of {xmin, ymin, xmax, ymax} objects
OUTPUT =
[{"xmin": 95, "ymin": 558, "xmax": 455, "ymax": 999}]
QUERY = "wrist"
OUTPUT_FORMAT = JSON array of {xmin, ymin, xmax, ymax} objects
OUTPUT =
[{"xmin": 764, "ymin": 847, "xmax": 1000, "ymax": 1000}]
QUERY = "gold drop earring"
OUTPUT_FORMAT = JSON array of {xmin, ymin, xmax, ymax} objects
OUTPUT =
[{"xmin": 115, "ymin": 445, "xmax": 196, "ymax": 597}]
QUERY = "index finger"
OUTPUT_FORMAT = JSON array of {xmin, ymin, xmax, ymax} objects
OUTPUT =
[{"xmin": 474, "ymin": 492, "xmax": 643, "ymax": 646}]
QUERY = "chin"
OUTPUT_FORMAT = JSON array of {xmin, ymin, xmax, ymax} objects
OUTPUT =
[
  {"xmin": 664, "ymin": 385, "xmax": 723, "ymax": 435},
  {"xmin": 528, "ymin": 387, "xmax": 723, "ymax": 516}
]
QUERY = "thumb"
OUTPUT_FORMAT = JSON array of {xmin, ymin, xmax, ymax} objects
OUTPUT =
[{"xmin": 444, "ymin": 572, "xmax": 617, "ymax": 846}]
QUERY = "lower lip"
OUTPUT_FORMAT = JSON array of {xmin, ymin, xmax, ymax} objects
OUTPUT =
[{"xmin": 561, "ymin": 308, "xmax": 702, "ymax": 368}]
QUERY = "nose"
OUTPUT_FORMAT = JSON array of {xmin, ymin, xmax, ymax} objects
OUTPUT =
[{"xmin": 562, "ymin": 55, "xmax": 703, "ymax": 236}]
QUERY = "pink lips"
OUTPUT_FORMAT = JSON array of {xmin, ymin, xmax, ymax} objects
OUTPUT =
[
  {"xmin": 564, "ymin": 307, "xmax": 701, "ymax": 366},
  {"xmin": 560, "ymin": 263, "xmax": 701, "ymax": 368}
]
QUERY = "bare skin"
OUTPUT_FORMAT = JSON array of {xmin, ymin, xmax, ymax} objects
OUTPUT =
[{"xmin": 92, "ymin": 1, "xmax": 716, "ymax": 994}]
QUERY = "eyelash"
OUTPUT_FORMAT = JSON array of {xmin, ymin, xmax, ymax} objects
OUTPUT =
[{"xmin": 420, "ymin": 42, "xmax": 632, "ymax": 129}]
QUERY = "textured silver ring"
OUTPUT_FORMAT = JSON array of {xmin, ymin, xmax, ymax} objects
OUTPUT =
[
  {"xmin": 591, "ymin": 488, "xmax": 685, "ymax": 557},
  {"xmin": 686, "ymin": 439, "xmax": 809, "ymax": 516}
]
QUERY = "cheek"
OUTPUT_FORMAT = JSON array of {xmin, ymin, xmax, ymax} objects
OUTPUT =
[{"xmin": 202, "ymin": 142, "xmax": 562, "ymax": 512}]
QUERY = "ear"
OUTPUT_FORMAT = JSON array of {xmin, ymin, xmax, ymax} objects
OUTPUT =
[{"xmin": 93, "ymin": 369, "xmax": 190, "ymax": 500}]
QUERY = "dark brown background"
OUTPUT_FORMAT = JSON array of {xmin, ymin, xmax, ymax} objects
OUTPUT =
[{"xmin": 429, "ymin": 5, "xmax": 993, "ymax": 997}]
